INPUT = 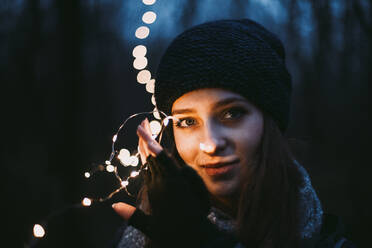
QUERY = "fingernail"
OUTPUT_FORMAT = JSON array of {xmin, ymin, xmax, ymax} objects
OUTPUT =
[{"xmin": 112, "ymin": 203, "xmax": 117, "ymax": 208}]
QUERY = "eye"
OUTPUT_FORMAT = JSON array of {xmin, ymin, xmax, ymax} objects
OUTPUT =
[
  {"xmin": 221, "ymin": 107, "xmax": 246, "ymax": 121},
  {"xmin": 174, "ymin": 117, "xmax": 197, "ymax": 128}
]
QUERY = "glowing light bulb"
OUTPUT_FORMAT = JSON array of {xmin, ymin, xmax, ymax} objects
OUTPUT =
[
  {"xmin": 119, "ymin": 149, "xmax": 130, "ymax": 159},
  {"xmin": 130, "ymin": 171, "xmax": 140, "ymax": 177},
  {"xmin": 33, "ymin": 224, "xmax": 45, "ymax": 238},
  {"xmin": 119, "ymin": 156, "xmax": 131, "ymax": 167},
  {"xmin": 135, "ymin": 26, "xmax": 150, "ymax": 39},
  {"xmin": 82, "ymin": 197, "xmax": 92, "ymax": 207},
  {"xmin": 153, "ymin": 108, "xmax": 161, "ymax": 120},
  {"xmin": 106, "ymin": 164, "xmax": 115, "ymax": 172},
  {"xmin": 121, "ymin": 180, "xmax": 129, "ymax": 187},
  {"xmin": 132, "ymin": 45, "xmax": 147, "ymax": 58},
  {"xmin": 142, "ymin": 11, "xmax": 157, "ymax": 24},
  {"xmin": 146, "ymin": 79, "xmax": 155, "ymax": 93},
  {"xmin": 151, "ymin": 95, "xmax": 156, "ymax": 105},
  {"xmin": 163, "ymin": 117, "xmax": 170, "ymax": 127},
  {"xmin": 133, "ymin": 57, "xmax": 148, "ymax": 70},
  {"xmin": 84, "ymin": 172, "xmax": 90, "ymax": 178},
  {"xmin": 150, "ymin": 120, "xmax": 161, "ymax": 135},
  {"xmin": 137, "ymin": 70, "xmax": 151, "ymax": 84},
  {"xmin": 143, "ymin": 0, "xmax": 156, "ymax": 5},
  {"xmin": 113, "ymin": 134, "xmax": 118, "ymax": 142},
  {"xmin": 130, "ymin": 156, "xmax": 139, "ymax": 166},
  {"xmin": 118, "ymin": 149, "xmax": 131, "ymax": 167}
]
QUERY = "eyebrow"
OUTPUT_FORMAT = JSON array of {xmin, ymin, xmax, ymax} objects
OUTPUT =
[{"xmin": 171, "ymin": 97, "xmax": 247, "ymax": 115}]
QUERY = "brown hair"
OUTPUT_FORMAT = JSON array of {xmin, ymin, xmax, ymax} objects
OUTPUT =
[
  {"xmin": 137, "ymin": 113, "xmax": 303, "ymax": 247},
  {"xmin": 235, "ymin": 113, "xmax": 302, "ymax": 247}
]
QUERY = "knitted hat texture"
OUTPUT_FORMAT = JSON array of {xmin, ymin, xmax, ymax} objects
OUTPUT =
[{"xmin": 154, "ymin": 19, "xmax": 292, "ymax": 131}]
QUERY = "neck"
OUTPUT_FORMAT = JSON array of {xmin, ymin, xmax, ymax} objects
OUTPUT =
[{"xmin": 210, "ymin": 193, "xmax": 239, "ymax": 218}]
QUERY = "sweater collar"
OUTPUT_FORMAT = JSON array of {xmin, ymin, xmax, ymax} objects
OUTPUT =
[{"xmin": 207, "ymin": 160, "xmax": 323, "ymax": 240}]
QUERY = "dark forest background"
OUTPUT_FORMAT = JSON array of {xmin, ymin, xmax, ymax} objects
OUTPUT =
[{"xmin": 1, "ymin": 0, "xmax": 370, "ymax": 247}]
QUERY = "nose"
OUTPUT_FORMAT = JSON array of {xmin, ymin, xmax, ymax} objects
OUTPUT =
[{"xmin": 199, "ymin": 123, "xmax": 227, "ymax": 155}]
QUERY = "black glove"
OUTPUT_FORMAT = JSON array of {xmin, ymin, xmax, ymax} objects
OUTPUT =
[{"xmin": 128, "ymin": 150, "xmax": 238, "ymax": 248}]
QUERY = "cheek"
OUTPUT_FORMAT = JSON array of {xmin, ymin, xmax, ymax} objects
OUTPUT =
[
  {"xmin": 234, "ymin": 117, "xmax": 264, "ymax": 157},
  {"xmin": 173, "ymin": 131, "xmax": 199, "ymax": 167}
]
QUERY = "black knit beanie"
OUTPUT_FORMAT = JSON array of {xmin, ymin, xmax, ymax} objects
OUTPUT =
[{"xmin": 154, "ymin": 19, "xmax": 292, "ymax": 132}]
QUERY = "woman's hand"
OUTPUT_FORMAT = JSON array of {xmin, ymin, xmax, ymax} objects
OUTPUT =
[
  {"xmin": 112, "ymin": 118, "xmax": 163, "ymax": 221},
  {"xmin": 114, "ymin": 151, "xmax": 215, "ymax": 247},
  {"xmin": 137, "ymin": 118, "xmax": 163, "ymax": 164}
]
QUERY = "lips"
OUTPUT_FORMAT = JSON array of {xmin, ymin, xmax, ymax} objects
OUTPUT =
[{"xmin": 201, "ymin": 159, "xmax": 239, "ymax": 177}]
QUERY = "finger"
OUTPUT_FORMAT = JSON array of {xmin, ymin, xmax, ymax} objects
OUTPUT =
[
  {"xmin": 137, "ymin": 125, "xmax": 163, "ymax": 156},
  {"xmin": 144, "ymin": 118, "xmax": 152, "ymax": 136},
  {"xmin": 143, "ymin": 118, "xmax": 164, "ymax": 155},
  {"xmin": 138, "ymin": 135, "xmax": 148, "ymax": 164},
  {"xmin": 112, "ymin": 202, "xmax": 136, "ymax": 221},
  {"xmin": 137, "ymin": 127, "xmax": 151, "ymax": 156},
  {"xmin": 140, "ymin": 119, "xmax": 153, "ymax": 141}
]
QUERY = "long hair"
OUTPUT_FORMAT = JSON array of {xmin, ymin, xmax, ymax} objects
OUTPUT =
[
  {"xmin": 137, "ymin": 112, "xmax": 303, "ymax": 247},
  {"xmin": 235, "ymin": 113, "xmax": 302, "ymax": 247}
]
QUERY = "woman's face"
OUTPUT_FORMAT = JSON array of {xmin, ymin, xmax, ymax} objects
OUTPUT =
[{"xmin": 171, "ymin": 88, "xmax": 264, "ymax": 199}]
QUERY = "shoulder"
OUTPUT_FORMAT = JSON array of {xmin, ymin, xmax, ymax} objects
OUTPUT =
[
  {"xmin": 108, "ymin": 222, "xmax": 145, "ymax": 248},
  {"xmin": 108, "ymin": 222, "xmax": 146, "ymax": 248},
  {"xmin": 311, "ymin": 213, "xmax": 356, "ymax": 248},
  {"xmin": 108, "ymin": 222, "xmax": 127, "ymax": 248}
]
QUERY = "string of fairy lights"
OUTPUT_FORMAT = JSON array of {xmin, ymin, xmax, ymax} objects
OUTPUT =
[{"xmin": 28, "ymin": 0, "xmax": 166, "ymax": 245}]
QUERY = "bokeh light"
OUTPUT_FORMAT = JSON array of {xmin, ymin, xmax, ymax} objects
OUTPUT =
[
  {"xmin": 142, "ymin": 11, "xmax": 157, "ymax": 24},
  {"xmin": 137, "ymin": 70, "xmax": 151, "ymax": 84},
  {"xmin": 106, "ymin": 164, "xmax": 115, "ymax": 172},
  {"xmin": 135, "ymin": 26, "xmax": 150, "ymax": 39},
  {"xmin": 118, "ymin": 149, "xmax": 130, "ymax": 160},
  {"xmin": 153, "ymin": 108, "xmax": 161, "ymax": 119},
  {"xmin": 33, "ymin": 224, "xmax": 45, "ymax": 238},
  {"xmin": 142, "ymin": 0, "xmax": 156, "ymax": 5},
  {"xmin": 130, "ymin": 156, "xmax": 139, "ymax": 166},
  {"xmin": 150, "ymin": 120, "xmax": 161, "ymax": 135},
  {"xmin": 151, "ymin": 94, "xmax": 156, "ymax": 105},
  {"xmin": 130, "ymin": 171, "xmax": 140, "ymax": 177},
  {"xmin": 133, "ymin": 57, "xmax": 148, "ymax": 70},
  {"xmin": 146, "ymin": 79, "xmax": 155, "ymax": 93},
  {"xmin": 163, "ymin": 116, "xmax": 171, "ymax": 127},
  {"xmin": 82, "ymin": 197, "xmax": 92, "ymax": 207},
  {"xmin": 118, "ymin": 149, "xmax": 132, "ymax": 166},
  {"xmin": 132, "ymin": 45, "xmax": 147, "ymax": 58}
]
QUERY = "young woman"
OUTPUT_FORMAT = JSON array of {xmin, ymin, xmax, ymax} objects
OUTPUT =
[{"xmin": 111, "ymin": 19, "xmax": 354, "ymax": 248}]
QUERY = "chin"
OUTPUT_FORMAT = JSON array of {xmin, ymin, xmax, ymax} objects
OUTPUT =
[{"xmin": 206, "ymin": 180, "xmax": 240, "ymax": 198}]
